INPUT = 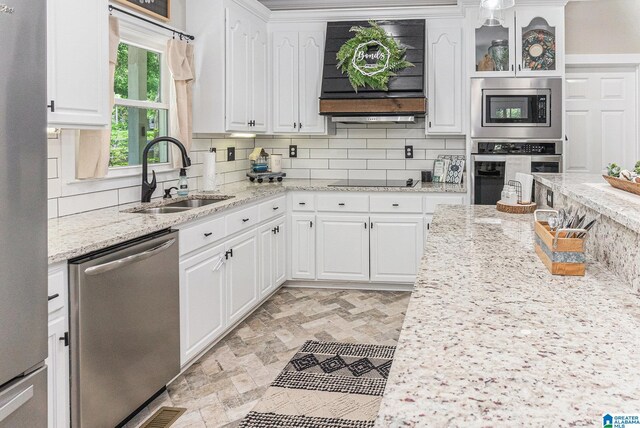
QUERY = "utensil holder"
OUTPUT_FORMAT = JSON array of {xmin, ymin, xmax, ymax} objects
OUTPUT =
[{"xmin": 533, "ymin": 210, "xmax": 587, "ymax": 276}]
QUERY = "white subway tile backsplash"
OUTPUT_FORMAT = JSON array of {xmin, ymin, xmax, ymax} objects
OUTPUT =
[
  {"xmin": 58, "ymin": 190, "xmax": 119, "ymax": 217},
  {"xmin": 329, "ymin": 159, "xmax": 367, "ymax": 169},
  {"xmin": 366, "ymin": 138, "xmax": 406, "ymax": 149},
  {"xmin": 367, "ymin": 160, "xmax": 406, "ymax": 170},
  {"xmin": 446, "ymin": 139, "xmax": 466, "ymax": 150},
  {"xmin": 406, "ymin": 159, "xmax": 436, "ymax": 170},
  {"xmin": 387, "ymin": 170, "xmax": 421, "ymax": 181},
  {"xmin": 290, "ymin": 138, "xmax": 329, "ymax": 149},
  {"xmin": 328, "ymin": 138, "xmax": 367, "ymax": 149},
  {"xmin": 291, "ymin": 158, "xmax": 329, "ymax": 169},
  {"xmin": 285, "ymin": 169, "xmax": 311, "ymax": 179},
  {"xmin": 410, "ymin": 139, "xmax": 446, "ymax": 149},
  {"xmin": 386, "ymin": 149, "xmax": 406, "ymax": 159},
  {"xmin": 347, "ymin": 128, "xmax": 387, "ymax": 139},
  {"xmin": 348, "ymin": 149, "xmax": 387, "ymax": 159},
  {"xmin": 386, "ymin": 128, "xmax": 425, "ymax": 139},
  {"xmin": 47, "ymin": 158, "xmax": 58, "ymax": 179},
  {"xmin": 47, "ymin": 199, "xmax": 58, "ymax": 220},
  {"xmin": 309, "ymin": 149, "xmax": 348, "ymax": 158},
  {"xmin": 349, "ymin": 170, "xmax": 387, "ymax": 180},
  {"xmin": 310, "ymin": 169, "xmax": 348, "ymax": 180}
]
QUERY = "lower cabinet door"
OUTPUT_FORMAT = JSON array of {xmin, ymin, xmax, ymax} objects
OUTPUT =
[
  {"xmin": 317, "ymin": 215, "xmax": 369, "ymax": 281},
  {"xmin": 291, "ymin": 214, "xmax": 316, "ymax": 279},
  {"xmin": 370, "ymin": 216, "xmax": 424, "ymax": 283},
  {"xmin": 226, "ymin": 230, "xmax": 259, "ymax": 324},
  {"xmin": 179, "ymin": 244, "xmax": 227, "ymax": 366},
  {"xmin": 273, "ymin": 217, "xmax": 287, "ymax": 286},
  {"xmin": 47, "ymin": 316, "xmax": 69, "ymax": 428}
]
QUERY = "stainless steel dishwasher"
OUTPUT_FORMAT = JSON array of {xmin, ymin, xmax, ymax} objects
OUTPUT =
[{"xmin": 69, "ymin": 230, "xmax": 180, "ymax": 428}]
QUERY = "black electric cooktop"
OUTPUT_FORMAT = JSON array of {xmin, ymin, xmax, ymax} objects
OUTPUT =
[{"xmin": 328, "ymin": 178, "xmax": 417, "ymax": 188}]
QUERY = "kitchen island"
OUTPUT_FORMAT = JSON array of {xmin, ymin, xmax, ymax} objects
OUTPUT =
[{"xmin": 376, "ymin": 205, "xmax": 640, "ymax": 426}]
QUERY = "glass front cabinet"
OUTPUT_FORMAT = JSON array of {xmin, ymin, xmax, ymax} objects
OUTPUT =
[{"xmin": 467, "ymin": 5, "xmax": 564, "ymax": 77}]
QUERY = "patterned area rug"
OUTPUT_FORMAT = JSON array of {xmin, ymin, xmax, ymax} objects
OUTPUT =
[{"xmin": 239, "ymin": 340, "xmax": 395, "ymax": 428}]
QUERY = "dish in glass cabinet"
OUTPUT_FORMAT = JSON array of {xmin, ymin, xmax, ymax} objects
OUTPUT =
[{"xmin": 522, "ymin": 29, "xmax": 556, "ymax": 71}]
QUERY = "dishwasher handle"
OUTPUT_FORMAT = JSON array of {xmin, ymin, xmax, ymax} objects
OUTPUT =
[{"xmin": 84, "ymin": 238, "xmax": 176, "ymax": 276}]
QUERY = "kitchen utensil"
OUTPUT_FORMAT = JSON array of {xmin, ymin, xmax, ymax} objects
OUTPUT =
[
  {"xmin": 547, "ymin": 215, "xmax": 559, "ymax": 231},
  {"xmin": 576, "ymin": 219, "xmax": 597, "ymax": 239}
]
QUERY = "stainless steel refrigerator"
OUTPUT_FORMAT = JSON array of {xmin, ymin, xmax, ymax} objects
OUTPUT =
[{"xmin": 0, "ymin": 0, "xmax": 49, "ymax": 427}]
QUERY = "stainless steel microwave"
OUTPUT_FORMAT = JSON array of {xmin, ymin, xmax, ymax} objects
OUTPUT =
[{"xmin": 471, "ymin": 77, "xmax": 563, "ymax": 140}]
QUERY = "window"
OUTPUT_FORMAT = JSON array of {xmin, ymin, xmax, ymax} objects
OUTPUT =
[{"xmin": 111, "ymin": 42, "xmax": 169, "ymax": 168}]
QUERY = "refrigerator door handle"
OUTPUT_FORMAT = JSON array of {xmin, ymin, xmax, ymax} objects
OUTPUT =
[
  {"xmin": 0, "ymin": 385, "xmax": 33, "ymax": 423},
  {"xmin": 84, "ymin": 239, "xmax": 176, "ymax": 276}
]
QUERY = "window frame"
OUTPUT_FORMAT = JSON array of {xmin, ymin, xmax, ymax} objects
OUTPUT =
[{"xmin": 108, "ymin": 24, "xmax": 172, "ymax": 174}]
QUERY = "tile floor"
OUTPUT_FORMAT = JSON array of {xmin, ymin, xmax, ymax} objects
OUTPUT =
[{"xmin": 124, "ymin": 286, "xmax": 411, "ymax": 428}]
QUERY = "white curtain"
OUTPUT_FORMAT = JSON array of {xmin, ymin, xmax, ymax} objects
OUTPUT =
[
  {"xmin": 166, "ymin": 39, "xmax": 195, "ymax": 168},
  {"xmin": 76, "ymin": 16, "xmax": 119, "ymax": 179}
]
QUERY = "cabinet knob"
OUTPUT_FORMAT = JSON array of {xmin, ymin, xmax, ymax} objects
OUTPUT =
[
  {"xmin": 47, "ymin": 100, "xmax": 55, "ymax": 112},
  {"xmin": 392, "ymin": 203, "xmax": 399, "ymax": 207},
  {"xmin": 338, "ymin": 203, "xmax": 345, "ymax": 206},
  {"xmin": 294, "ymin": 122, "xmax": 297, "ymax": 128},
  {"xmin": 47, "ymin": 293, "xmax": 59, "ymax": 301},
  {"xmin": 299, "ymin": 122, "xmax": 302, "ymax": 129},
  {"xmin": 273, "ymin": 206, "xmax": 279, "ymax": 211},
  {"xmin": 299, "ymin": 202, "xmax": 305, "ymax": 205},
  {"xmin": 242, "ymin": 218, "xmax": 250, "ymax": 222},
  {"xmin": 204, "ymin": 232, "xmax": 213, "ymax": 237},
  {"xmin": 59, "ymin": 332, "xmax": 69, "ymax": 347}
]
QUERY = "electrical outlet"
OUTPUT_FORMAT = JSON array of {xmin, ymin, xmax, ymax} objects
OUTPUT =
[
  {"xmin": 546, "ymin": 189, "xmax": 554, "ymax": 208},
  {"xmin": 227, "ymin": 147, "xmax": 235, "ymax": 161},
  {"xmin": 289, "ymin": 145, "xmax": 297, "ymax": 158},
  {"xmin": 405, "ymin": 145, "xmax": 414, "ymax": 159}
]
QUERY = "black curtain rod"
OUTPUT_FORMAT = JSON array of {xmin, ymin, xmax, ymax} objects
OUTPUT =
[{"xmin": 108, "ymin": 5, "xmax": 195, "ymax": 41}]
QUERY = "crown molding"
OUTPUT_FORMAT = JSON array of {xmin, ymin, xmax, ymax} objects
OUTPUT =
[{"xmin": 268, "ymin": 4, "xmax": 464, "ymax": 23}]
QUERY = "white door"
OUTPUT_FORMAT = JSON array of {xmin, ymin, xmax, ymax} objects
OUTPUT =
[
  {"xmin": 298, "ymin": 31, "xmax": 326, "ymax": 133},
  {"xmin": 258, "ymin": 221, "xmax": 275, "ymax": 296},
  {"xmin": 515, "ymin": 7, "xmax": 564, "ymax": 77},
  {"xmin": 273, "ymin": 32, "xmax": 300, "ymax": 133},
  {"xmin": 273, "ymin": 217, "xmax": 287, "ymax": 286},
  {"xmin": 565, "ymin": 68, "xmax": 638, "ymax": 173},
  {"xmin": 225, "ymin": 4, "xmax": 251, "ymax": 132},
  {"xmin": 250, "ymin": 17, "xmax": 269, "ymax": 132},
  {"xmin": 427, "ymin": 21, "xmax": 463, "ymax": 134},
  {"xmin": 226, "ymin": 230, "xmax": 259, "ymax": 324},
  {"xmin": 47, "ymin": 0, "xmax": 109, "ymax": 126},
  {"xmin": 316, "ymin": 215, "xmax": 369, "ymax": 281},
  {"xmin": 291, "ymin": 214, "xmax": 315, "ymax": 280},
  {"xmin": 179, "ymin": 244, "xmax": 226, "ymax": 366},
  {"xmin": 47, "ymin": 316, "xmax": 69, "ymax": 428},
  {"xmin": 370, "ymin": 216, "xmax": 424, "ymax": 283}
]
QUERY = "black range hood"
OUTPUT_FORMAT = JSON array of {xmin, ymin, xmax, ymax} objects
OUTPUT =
[{"xmin": 320, "ymin": 19, "xmax": 426, "ymax": 119}]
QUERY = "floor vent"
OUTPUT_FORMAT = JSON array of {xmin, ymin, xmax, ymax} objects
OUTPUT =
[{"xmin": 140, "ymin": 407, "xmax": 187, "ymax": 428}]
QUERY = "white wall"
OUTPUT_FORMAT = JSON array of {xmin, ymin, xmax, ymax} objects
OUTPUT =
[{"xmin": 566, "ymin": 0, "xmax": 640, "ymax": 54}]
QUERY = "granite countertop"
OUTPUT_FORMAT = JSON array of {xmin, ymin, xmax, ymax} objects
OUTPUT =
[
  {"xmin": 375, "ymin": 205, "xmax": 640, "ymax": 426},
  {"xmin": 48, "ymin": 179, "xmax": 466, "ymax": 264},
  {"xmin": 533, "ymin": 172, "xmax": 640, "ymax": 233}
]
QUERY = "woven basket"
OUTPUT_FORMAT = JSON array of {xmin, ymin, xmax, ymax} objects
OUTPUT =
[{"xmin": 603, "ymin": 175, "xmax": 640, "ymax": 196}]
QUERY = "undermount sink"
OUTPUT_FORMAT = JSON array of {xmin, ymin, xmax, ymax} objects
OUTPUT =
[{"xmin": 130, "ymin": 196, "xmax": 234, "ymax": 214}]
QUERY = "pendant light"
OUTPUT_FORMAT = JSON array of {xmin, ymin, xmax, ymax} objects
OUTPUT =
[
  {"xmin": 480, "ymin": 0, "xmax": 515, "ymax": 10},
  {"xmin": 479, "ymin": 5, "xmax": 505, "ymax": 26}
]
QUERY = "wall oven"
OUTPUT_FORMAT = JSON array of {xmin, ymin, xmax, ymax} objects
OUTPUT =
[
  {"xmin": 471, "ymin": 141, "xmax": 562, "ymax": 205},
  {"xmin": 471, "ymin": 77, "xmax": 563, "ymax": 140}
]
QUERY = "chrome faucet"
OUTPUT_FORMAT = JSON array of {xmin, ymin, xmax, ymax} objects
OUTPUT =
[{"xmin": 141, "ymin": 136, "xmax": 191, "ymax": 203}]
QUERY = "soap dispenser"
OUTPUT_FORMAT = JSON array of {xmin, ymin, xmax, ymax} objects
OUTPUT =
[{"xmin": 177, "ymin": 168, "xmax": 189, "ymax": 196}]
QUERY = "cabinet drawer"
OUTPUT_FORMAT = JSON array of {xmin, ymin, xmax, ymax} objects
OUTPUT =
[
  {"xmin": 226, "ymin": 205, "xmax": 260, "ymax": 236},
  {"xmin": 370, "ymin": 194, "xmax": 422, "ymax": 213},
  {"xmin": 292, "ymin": 193, "xmax": 315, "ymax": 211},
  {"xmin": 179, "ymin": 216, "xmax": 226, "ymax": 256},
  {"xmin": 259, "ymin": 196, "xmax": 286, "ymax": 221},
  {"xmin": 317, "ymin": 194, "xmax": 369, "ymax": 212},
  {"xmin": 424, "ymin": 195, "xmax": 464, "ymax": 213},
  {"xmin": 48, "ymin": 268, "xmax": 66, "ymax": 315}
]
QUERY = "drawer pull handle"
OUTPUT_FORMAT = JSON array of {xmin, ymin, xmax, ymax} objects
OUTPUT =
[
  {"xmin": 47, "ymin": 293, "xmax": 59, "ymax": 301},
  {"xmin": 298, "ymin": 202, "xmax": 306, "ymax": 205},
  {"xmin": 338, "ymin": 203, "xmax": 345, "ymax": 206},
  {"xmin": 392, "ymin": 203, "xmax": 399, "ymax": 207},
  {"xmin": 204, "ymin": 232, "xmax": 213, "ymax": 237},
  {"xmin": 242, "ymin": 218, "xmax": 250, "ymax": 222},
  {"xmin": 273, "ymin": 206, "xmax": 279, "ymax": 211}
]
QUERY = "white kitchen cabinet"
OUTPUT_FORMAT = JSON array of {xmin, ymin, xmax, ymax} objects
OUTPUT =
[
  {"xmin": 47, "ymin": 263, "xmax": 69, "ymax": 428},
  {"xmin": 291, "ymin": 214, "xmax": 316, "ymax": 279},
  {"xmin": 370, "ymin": 216, "xmax": 424, "ymax": 283},
  {"xmin": 427, "ymin": 20, "xmax": 464, "ymax": 135},
  {"xmin": 515, "ymin": 6, "xmax": 564, "ymax": 77},
  {"xmin": 259, "ymin": 217, "xmax": 286, "ymax": 297},
  {"xmin": 179, "ymin": 244, "xmax": 227, "ymax": 366},
  {"xmin": 272, "ymin": 29, "xmax": 326, "ymax": 134},
  {"xmin": 466, "ymin": 5, "xmax": 564, "ymax": 78},
  {"xmin": 226, "ymin": 229, "xmax": 259, "ymax": 324},
  {"xmin": 226, "ymin": 3, "xmax": 268, "ymax": 133},
  {"xmin": 47, "ymin": 0, "xmax": 109, "ymax": 127},
  {"xmin": 47, "ymin": 316, "xmax": 69, "ymax": 428},
  {"xmin": 316, "ymin": 215, "xmax": 369, "ymax": 281}
]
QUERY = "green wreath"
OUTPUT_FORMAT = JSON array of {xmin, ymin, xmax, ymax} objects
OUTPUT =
[{"xmin": 336, "ymin": 21, "xmax": 414, "ymax": 92}]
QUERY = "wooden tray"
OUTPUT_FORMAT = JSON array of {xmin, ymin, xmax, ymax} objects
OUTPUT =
[
  {"xmin": 534, "ymin": 220, "xmax": 586, "ymax": 276},
  {"xmin": 496, "ymin": 201, "xmax": 536, "ymax": 214},
  {"xmin": 603, "ymin": 175, "xmax": 640, "ymax": 196}
]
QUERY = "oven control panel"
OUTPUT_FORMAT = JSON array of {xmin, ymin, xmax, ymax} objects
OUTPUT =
[{"xmin": 475, "ymin": 142, "xmax": 559, "ymax": 155}]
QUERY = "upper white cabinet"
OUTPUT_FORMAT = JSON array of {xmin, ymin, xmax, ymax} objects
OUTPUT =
[
  {"xmin": 272, "ymin": 29, "xmax": 326, "ymax": 134},
  {"xmin": 426, "ymin": 20, "xmax": 464, "ymax": 135},
  {"xmin": 47, "ymin": 0, "xmax": 109, "ymax": 127},
  {"xmin": 226, "ymin": 3, "xmax": 268, "ymax": 133},
  {"xmin": 467, "ymin": 5, "xmax": 564, "ymax": 78}
]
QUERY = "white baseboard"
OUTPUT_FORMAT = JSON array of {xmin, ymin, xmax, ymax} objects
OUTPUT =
[{"xmin": 283, "ymin": 280, "xmax": 413, "ymax": 292}]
